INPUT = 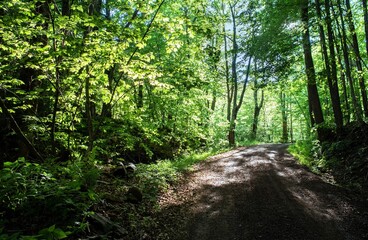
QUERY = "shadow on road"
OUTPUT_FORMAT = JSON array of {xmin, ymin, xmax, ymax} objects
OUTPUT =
[{"xmin": 157, "ymin": 144, "xmax": 368, "ymax": 240}]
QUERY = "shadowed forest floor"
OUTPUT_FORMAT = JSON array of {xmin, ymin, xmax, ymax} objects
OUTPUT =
[{"xmin": 154, "ymin": 144, "xmax": 368, "ymax": 240}]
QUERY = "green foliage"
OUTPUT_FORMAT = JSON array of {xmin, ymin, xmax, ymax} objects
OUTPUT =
[
  {"xmin": 2, "ymin": 0, "xmax": 368, "ymax": 237},
  {"xmin": 172, "ymin": 151, "xmax": 218, "ymax": 171},
  {"xmin": 0, "ymin": 225, "xmax": 70, "ymax": 240},
  {"xmin": 136, "ymin": 162, "xmax": 177, "ymax": 200},
  {"xmin": 288, "ymin": 139, "xmax": 322, "ymax": 172},
  {"xmin": 37, "ymin": 225, "xmax": 70, "ymax": 240},
  {"xmin": 290, "ymin": 123, "xmax": 368, "ymax": 190},
  {"xmin": 102, "ymin": 149, "xmax": 226, "ymax": 239},
  {"xmin": 135, "ymin": 150, "xmax": 217, "ymax": 201},
  {"xmin": 0, "ymin": 158, "xmax": 99, "ymax": 237},
  {"xmin": 1, "ymin": 158, "xmax": 51, "ymax": 210}
]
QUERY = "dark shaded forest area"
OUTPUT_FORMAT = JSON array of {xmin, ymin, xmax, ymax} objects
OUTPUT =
[{"xmin": 1, "ymin": 0, "xmax": 368, "ymax": 239}]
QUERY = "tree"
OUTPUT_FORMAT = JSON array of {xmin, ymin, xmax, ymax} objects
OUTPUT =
[
  {"xmin": 251, "ymin": 60, "xmax": 264, "ymax": 140},
  {"xmin": 363, "ymin": 0, "xmax": 368, "ymax": 57},
  {"xmin": 300, "ymin": 0, "xmax": 324, "ymax": 128},
  {"xmin": 222, "ymin": 1, "xmax": 252, "ymax": 147},
  {"xmin": 315, "ymin": 0, "xmax": 343, "ymax": 131},
  {"xmin": 280, "ymin": 91, "xmax": 288, "ymax": 143},
  {"xmin": 335, "ymin": 0, "xmax": 363, "ymax": 122},
  {"xmin": 345, "ymin": 0, "xmax": 368, "ymax": 117}
]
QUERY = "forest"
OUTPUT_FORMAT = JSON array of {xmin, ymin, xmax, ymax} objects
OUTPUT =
[{"xmin": 1, "ymin": 0, "xmax": 368, "ymax": 239}]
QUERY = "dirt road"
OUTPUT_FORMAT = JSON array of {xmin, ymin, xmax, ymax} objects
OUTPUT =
[{"xmin": 157, "ymin": 144, "xmax": 368, "ymax": 240}]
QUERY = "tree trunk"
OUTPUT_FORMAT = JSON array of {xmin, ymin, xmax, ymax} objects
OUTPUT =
[
  {"xmin": 301, "ymin": 1, "xmax": 324, "ymax": 127},
  {"xmin": 333, "ymin": 17, "xmax": 351, "ymax": 123},
  {"xmin": 62, "ymin": 0, "xmax": 70, "ymax": 16},
  {"xmin": 346, "ymin": 0, "xmax": 368, "ymax": 117},
  {"xmin": 289, "ymin": 101, "xmax": 294, "ymax": 143},
  {"xmin": 362, "ymin": 0, "xmax": 368, "ymax": 56},
  {"xmin": 101, "ymin": 0, "xmax": 114, "ymax": 118},
  {"xmin": 324, "ymin": 0, "xmax": 344, "ymax": 131},
  {"xmin": 281, "ymin": 92, "xmax": 288, "ymax": 143},
  {"xmin": 50, "ymin": 66, "xmax": 60, "ymax": 154},
  {"xmin": 211, "ymin": 92, "xmax": 217, "ymax": 111},
  {"xmin": 85, "ymin": 73, "xmax": 94, "ymax": 153},
  {"xmin": 315, "ymin": 0, "xmax": 343, "ymax": 131},
  {"xmin": 229, "ymin": 4, "xmax": 238, "ymax": 148},
  {"xmin": 83, "ymin": 0, "xmax": 103, "ymax": 155},
  {"xmin": 252, "ymin": 90, "xmax": 264, "ymax": 140},
  {"xmin": 223, "ymin": 2, "xmax": 253, "ymax": 147},
  {"xmin": 101, "ymin": 67, "xmax": 114, "ymax": 118},
  {"xmin": 251, "ymin": 63, "xmax": 264, "ymax": 140},
  {"xmin": 337, "ymin": 50, "xmax": 351, "ymax": 123},
  {"xmin": 223, "ymin": 21, "xmax": 232, "ymax": 123},
  {"xmin": 137, "ymin": 84, "xmax": 143, "ymax": 109},
  {"xmin": 228, "ymin": 127, "xmax": 235, "ymax": 147},
  {"xmin": 50, "ymin": 0, "xmax": 69, "ymax": 153},
  {"xmin": 336, "ymin": 0, "xmax": 363, "ymax": 122},
  {"xmin": 106, "ymin": 0, "xmax": 111, "ymax": 20}
]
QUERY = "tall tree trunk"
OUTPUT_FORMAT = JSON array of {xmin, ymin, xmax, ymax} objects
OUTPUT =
[
  {"xmin": 252, "ymin": 88, "xmax": 264, "ymax": 141},
  {"xmin": 289, "ymin": 101, "xmax": 294, "ymax": 143},
  {"xmin": 84, "ymin": 0, "xmax": 102, "ymax": 154},
  {"xmin": 101, "ymin": 0, "xmax": 113, "ymax": 117},
  {"xmin": 211, "ymin": 92, "xmax": 217, "ymax": 111},
  {"xmin": 50, "ymin": 66, "xmax": 60, "ymax": 154},
  {"xmin": 101, "ymin": 66, "xmax": 114, "ymax": 118},
  {"xmin": 301, "ymin": 1, "xmax": 324, "ymax": 128},
  {"xmin": 315, "ymin": 0, "xmax": 343, "ymax": 131},
  {"xmin": 50, "ymin": 48, "xmax": 60, "ymax": 154},
  {"xmin": 225, "ymin": 3, "xmax": 252, "ymax": 147},
  {"xmin": 333, "ymin": 16, "xmax": 351, "ymax": 123},
  {"xmin": 62, "ymin": 0, "xmax": 70, "ymax": 16},
  {"xmin": 85, "ymin": 72, "xmax": 94, "ymax": 153},
  {"xmin": 229, "ymin": 4, "xmax": 238, "ymax": 147},
  {"xmin": 50, "ymin": 0, "xmax": 71, "ymax": 154},
  {"xmin": 251, "ymin": 62, "xmax": 264, "ymax": 140},
  {"xmin": 346, "ymin": 0, "xmax": 368, "ymax": 117},
  {"xmin": 137, "ymin": 84, "xmax": 144, "ymax": 108},
  {"xmin": 223, "ymin": 14, "xmax": 232, "ymax": 123},
  {"xmin": 281, "ymin": 92, "xmax": 288, "ymax": 143},
  {"xmin": 362, "ymin": 0, "xmax": 368, "ymax": 56},
  {"xmin": 324, "ymin": 0, "xmax": 344, "ymax": 131},
  {"xmin": 336, "ymin": 44, "xmax": 351, "ymax": 123},
  {"xmin": 336, "ymin": 0, "xmax": 363, "ymax": 122}
]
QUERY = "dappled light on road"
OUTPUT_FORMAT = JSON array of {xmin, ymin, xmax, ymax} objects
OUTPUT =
[{"xmin": 158, "ymin": 144, "xmax": 368, "ymax": 240}]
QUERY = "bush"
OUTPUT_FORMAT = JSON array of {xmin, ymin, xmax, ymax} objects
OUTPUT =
[
  {"xmin": 288, "ymin": 139, "xmax": 322, "ymax": 171},
  {"xmin": 0, "ymin": 158, "xmax": 99, "ymax": 238},
  {"xmin": 289, "ymin": 123, "xmax": 368, "ymax": 191}
]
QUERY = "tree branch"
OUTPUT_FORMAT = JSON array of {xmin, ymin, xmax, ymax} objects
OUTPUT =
[{"xmin": 0, "ymin": 97, "xmax": 44, "ymax": 162}]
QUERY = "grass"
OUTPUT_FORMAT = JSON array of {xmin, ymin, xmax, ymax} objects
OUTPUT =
[
  {"xmin": 98, "ymin": 148, "xmax": 229, "ymax": 239},
  {"xmin": 134, "ymin": 149, "xmax": 227, "ymax": 200},
  {"xmin": 288, "ymin": 140, "xmax": 319, "ymax": 169},
  {"xmin": 289, "ymin": 139, "xmax": 368, "ymax": 192},
  {"xmin": 171, "ymin": 151, "xmax": 217, "ymax": 171}
]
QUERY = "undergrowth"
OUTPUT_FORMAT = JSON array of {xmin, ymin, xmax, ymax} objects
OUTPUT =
[
  {"xmin": 0, "ymin": 144, "xmax": 232, "ymax": 240},
  {"xmin": 288, "ymin": 139, "xmax": 323, "ymax": 173},
  {"xmin": 83, "ymin": 148, "xmax": 227, "ymax": 239},
  {"xmin": 0, "ymin": 158, "xmax": 100, "ymax": 239},
  {"xmin": 289, "ymin": 128, "xmax": 368, "ymax": 192},
  {"xmin": 135, "ymin": 150, "xmax": 219, "ymax": 197}
]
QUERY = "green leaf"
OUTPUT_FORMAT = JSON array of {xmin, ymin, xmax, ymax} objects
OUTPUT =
[
  {"xmin": 53, "ymin": 228, "xmax": 68, "ymax": 239},
  {"xmin": 48, "ymin": 224, "xmax": 56, "ymax": 232},
  {"xmin": 4, "ymin": 162, "xmax": 14, "ymax": 168}
]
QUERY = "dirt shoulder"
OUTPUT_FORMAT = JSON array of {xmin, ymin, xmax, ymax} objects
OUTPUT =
[{"xmin": 155, "ymin": 144, "xmax": 368, "ymax": 240}]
